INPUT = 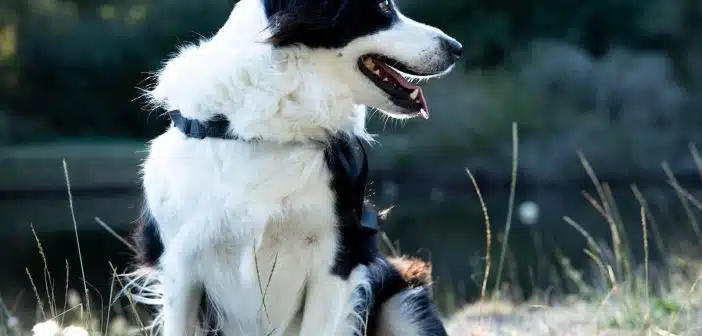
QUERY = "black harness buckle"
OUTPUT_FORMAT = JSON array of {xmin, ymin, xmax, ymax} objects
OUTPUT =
[{"xmin": 360, "ymin": 204, "xmax": 379, "ymax": 233}]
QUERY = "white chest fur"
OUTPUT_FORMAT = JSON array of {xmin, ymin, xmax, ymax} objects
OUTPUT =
[{"xmin": 141, "ymin": 129, "xmax": 353, "ymax": 335}]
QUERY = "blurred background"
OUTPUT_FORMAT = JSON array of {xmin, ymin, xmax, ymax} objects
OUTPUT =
[{"xmin": 1, "ymin": 0, "xmax": 701, "ymax": 332}]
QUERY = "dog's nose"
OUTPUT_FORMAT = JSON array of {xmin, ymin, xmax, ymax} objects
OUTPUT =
[{"xmin": 441, "ymin": 37, "xmax": 463, "ymax": 60}]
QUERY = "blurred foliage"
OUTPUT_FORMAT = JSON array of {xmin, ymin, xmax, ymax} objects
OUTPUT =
[
  {"xmin": 0, "ymin": 0, "xmax": 700, "ymax": 143},
  {"xmin": 0, "ymin": 0, "xmax": 232, "ymax": 142}
]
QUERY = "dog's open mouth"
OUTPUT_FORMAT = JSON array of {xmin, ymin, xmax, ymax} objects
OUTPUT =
[{"xmin": 358, "ymin": 55, "xmax": 429, "ymax": 119}]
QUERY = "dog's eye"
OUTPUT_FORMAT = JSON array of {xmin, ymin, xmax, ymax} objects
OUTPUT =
[{"xmin": 378, "ymin": 0, "xmax": 392, "ymax": 13}]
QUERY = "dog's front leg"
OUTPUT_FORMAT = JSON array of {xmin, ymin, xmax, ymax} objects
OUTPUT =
[
  {"xmin": 161, "ymin": 273, "xmax": 201, "ymax": 336},
  {"xmin": 298, "ymin": 272, "xmax": 354, "ymax": 336},
  {"xmin": 160, "ymin": 231, "xmax": 204, "ymax": 336}
]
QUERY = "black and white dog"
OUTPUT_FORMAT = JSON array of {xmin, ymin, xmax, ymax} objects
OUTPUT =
[{"xmin": 127, "ymin": 0, "xmax": 461, "ymax": 334}]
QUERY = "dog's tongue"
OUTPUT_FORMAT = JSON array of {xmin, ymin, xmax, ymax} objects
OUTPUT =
[{"xmin": 371, "ymin": 58, "xmax": 429, "ymax": 119}]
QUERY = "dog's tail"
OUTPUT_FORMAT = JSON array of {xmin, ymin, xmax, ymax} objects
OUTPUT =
[{"xmin": 350, "ymin": 256, "xmax": 447, "ymax": 336}]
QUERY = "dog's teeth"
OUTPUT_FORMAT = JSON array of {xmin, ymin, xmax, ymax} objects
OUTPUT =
[
  {"xmin": 409, "ymin": 88, "xmax": 419, "ymax": 100},
  {"xmin": 373, "ymin": 70, "xmax": 381, "ymax": 76},
  {"xmin": 415, "ymin": 99, "xmax": 420, "ymax": 103},
  {"xmin": 383, "ymin": 77, "xmax": 389, "ymax": 82},
  {"xmin": 363, "ymin": 58, "xmax": 375, "ymax": 70},
  {"xmin": 419, "ymin": 108, "xmax": 429, "ymax": 119}
]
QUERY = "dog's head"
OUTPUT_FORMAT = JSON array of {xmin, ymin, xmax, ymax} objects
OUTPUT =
[
  {"xmin": 260, "ymin": 0, "xmax": 462, "ymax": 120},
  {"xmin": 150, "ymin": 0, "xmax": 461, "ymax": 142}
]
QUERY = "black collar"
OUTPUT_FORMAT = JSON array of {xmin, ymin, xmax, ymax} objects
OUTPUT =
[
  {"xmin": 168, "ymin": 110, "xmax": 246, "ymax": 140},
  {"xmin": 168, "ymin": 110, "xmax": 335, "ymax": 145}
]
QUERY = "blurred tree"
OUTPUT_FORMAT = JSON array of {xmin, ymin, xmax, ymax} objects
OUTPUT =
[
  {"xmin": 0, "ymin": 0, "xmax": 698, "ymax": 142},
  {"xmin": 0, "ymin": 0, "xmax": 231, "ymax": 142},
  {"xmin": 402, "ymin": 0, "xmax": 648, "ymax": 67}
]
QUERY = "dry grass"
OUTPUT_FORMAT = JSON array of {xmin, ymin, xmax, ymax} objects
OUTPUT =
[
  {"xmin": 447, "ymin": 257, "xmax": 702, "ymax": 335},
  {"xmin": 447, "ymin": 135, "xmax": 702, "ymax": 335},
  {"xmin": 0, "ymin": 161, "xmax": 146, "ymax": 336},
  {"xmin": 2, "ymin": 137, "xmax": 701, "ymax": 335}
]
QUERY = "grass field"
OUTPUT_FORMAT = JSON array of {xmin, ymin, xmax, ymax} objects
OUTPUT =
[{"xmin": 2, "ymin": 126, "xmax": 701, "ymax": 336}]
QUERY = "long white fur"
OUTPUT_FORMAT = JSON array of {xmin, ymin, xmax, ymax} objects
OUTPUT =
[
  {"xmin": 375, "ymin": 288, "xmax": 427, "ymax": 336},
  {"xmin": 126, "ymin": 0, "xmax": 457, "ymax": 335}
]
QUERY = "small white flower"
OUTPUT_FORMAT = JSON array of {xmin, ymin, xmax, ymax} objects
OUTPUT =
[
  {"xmin": 67, "ymin": 289, "xmax": 82, "ymax": 307},
  {"xmin": 518, "ymin": 201, "xmax": 540, "ymax": 225},
  {"xmin": 32, "ymin": 320, "xmax": 60, "ymax": 336},
  {"xmin": 62, "ymin": 325, "xmax": 89, "ymax": 336}
]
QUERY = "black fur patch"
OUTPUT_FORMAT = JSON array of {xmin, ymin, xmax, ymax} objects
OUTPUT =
[
  {"xmin": 324, "ymin": 134, "xmax": 380, "ymax": 280},
  {"xmin": 198, "ymin": 291, "xmax": 222, "ymax": 336},
  {"xmin": 261, "ymin": 0, "xmax": 399, "ymax": 48},
  {"xmin": 323, "ymin": 135, "xmax": 446, "ymax": 334},
  {"xmin": 352, "ymin": 257, "xmax": 447, "ymax": 336},
  {"xmin": 133, "ymin": 204, "xmax": 164, "ymax": 267}
]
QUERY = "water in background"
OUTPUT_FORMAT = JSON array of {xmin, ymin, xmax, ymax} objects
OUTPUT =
[{"xmin": 1, "ymin": 182, "xmax": 700, "ymax": 321}]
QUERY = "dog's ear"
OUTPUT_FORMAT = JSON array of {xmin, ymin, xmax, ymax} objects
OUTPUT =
[
  {"xmin": 261, "ymin": 0, "xmax": 346, "ymax": 46},
  {"xmin": 264, "ymin": 9, "xmax": 312, "ymax": 46}
]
